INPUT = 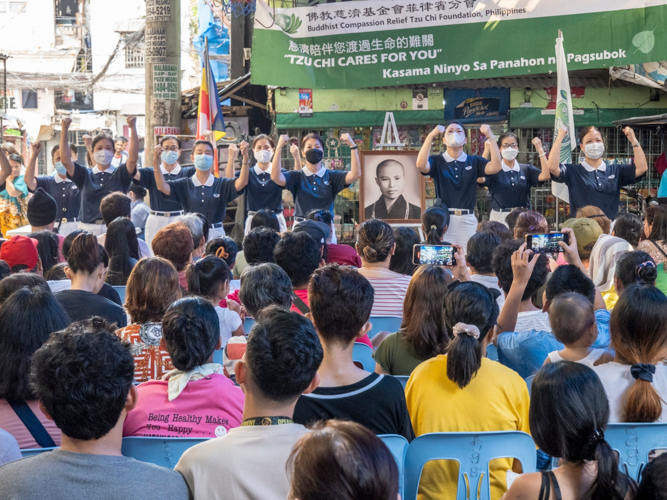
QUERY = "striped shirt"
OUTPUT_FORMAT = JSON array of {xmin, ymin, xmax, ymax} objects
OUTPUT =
[{"xmin": 357, "ymin": 267, "xmax": 412, "ymax": 318}]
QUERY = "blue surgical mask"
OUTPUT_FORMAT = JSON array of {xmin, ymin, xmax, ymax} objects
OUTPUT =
[
  {"xmin": 161, "ymin": 150, "xmax": 179, "ymax": 165},
  {"xmin": 54, "ymin": 162, "xmax": 67, "ymax": 175},
  {"xmin": 194, "ymin": 154, "xmax": 213, "ymax": 171}
]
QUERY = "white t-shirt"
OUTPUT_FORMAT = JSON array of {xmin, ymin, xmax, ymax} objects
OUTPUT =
[
  {"xmin": 215, "ymin": 306, "xmax": 242, "ymax": 346},
  {"xmin": 515, "ymin": 310, "xmax": 551, "ymax": 333},
  {"xmin": 592, "ymin": 362, "xmax": 667, "ymax": 422},
  {"xmin": 470, "ymin": 274, "xmax": 505, "ymax": 310},
  {"xmin": 175, "ymin": 423, "xmax": 309, "ymax": 500},
  {"xmin": 357, "ymin": 267, "xmax": 412, "ymax": 318},
  {"xmin": 547, "ymin": 348, "xmax": 605, "ymax": 366}
]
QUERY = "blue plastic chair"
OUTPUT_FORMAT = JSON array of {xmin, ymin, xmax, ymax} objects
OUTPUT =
[
  {"xmin": 213, "ymin": 348, "xmax": 223, "ymax": 364},
  {"xmin": 352, "ymin": 343, "xmax": 375, "ymax": 372},
  {"xmin": 368, "ymin": 316, "xmax": 402, "ymax": 339},
  {"xmin": 404, "ymin": 431, "xmax": 537, "ymax": 500},
  {"xmin": 604, "ymin": 423, "xmax": 667, "ymax": 481},
  {"xmin": 394, "ymin": 375, "xmax": 409, "ymax": 389},
  {"xmin": 525, "ymin": 375, "xmax": 535, "ymax": 396},
  {"xmin": 112, "ymin": 286, "xmax": 126, "ymax": 304},
  {"xmin": 486, "ymin": 344, "xmax": 498, "ymax": 361},
  {"xmin": 379, "ymin": 434, "xmax": 409, "ymax": 499},
  {"xmin": 21, "ymin": 447, "xmax": 57, "ymax": 458},
  {"xmin": 244, "ymin": 318, "xmax": 256, "ymax": 333},
  {"xmin": 121, "ymin": 437, "xmax": 209, "ymax": 468}
]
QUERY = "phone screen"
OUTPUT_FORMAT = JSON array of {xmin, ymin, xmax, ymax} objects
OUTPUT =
[
  {"xmin": 412, "ymin": 244, "xmax": 456, "ymax": 266},
  {"xmin": 526, "ymin": 232, "xmax": 569, "ymax": 253}
]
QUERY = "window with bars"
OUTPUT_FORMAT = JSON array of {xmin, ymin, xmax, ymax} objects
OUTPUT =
[{"xmin": 125, "ymin": 43, "xmax": 144, "ymax": 68}]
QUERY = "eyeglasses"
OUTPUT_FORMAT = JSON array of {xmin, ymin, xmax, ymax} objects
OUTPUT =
[
  {"xmin": 162, "ymin": 146, "xmax": 179, "ymax": 152},
  {"xmin": 501, "ymin": 143, "xmax": 519, "ymax": 149}
]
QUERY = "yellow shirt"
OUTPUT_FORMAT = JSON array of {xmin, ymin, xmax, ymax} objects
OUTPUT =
[
  {"xmin": 405, "ymin": 356, "xmax": 530, "ymax": 500},
  {"xmin": 602, "ymin": 284, "xmax": 619, "ymax": 310}
]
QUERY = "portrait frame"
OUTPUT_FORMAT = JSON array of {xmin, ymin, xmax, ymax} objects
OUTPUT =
[{"xmin": 359, "ymin": 150, "xmax": 426, "ymax": 224}]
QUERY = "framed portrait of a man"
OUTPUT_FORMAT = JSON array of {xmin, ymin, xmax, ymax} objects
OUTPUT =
[{"xmin": 360, "ymin": 151, "xmax": 425, "ymax": 223}]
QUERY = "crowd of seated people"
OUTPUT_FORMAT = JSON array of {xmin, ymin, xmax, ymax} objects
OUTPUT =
[{"xmin": 1, "ymin": 198, "xmax": 667, "ymax": 500}]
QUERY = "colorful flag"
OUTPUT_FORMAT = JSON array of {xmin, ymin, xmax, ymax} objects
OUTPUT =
[
  {"xmin": 553, "ymin": 32, "xmax": 574, "ymax": 204},
  {"xmin": 197, "ymin": 37, "xmax": 226, "ymax": 142}
]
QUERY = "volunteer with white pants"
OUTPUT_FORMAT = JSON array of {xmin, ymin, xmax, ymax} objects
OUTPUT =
[
  {"xmin": 133, "ymin": 135, "xmax": 195, "ymax": 248},
  {"xmin": 416, "ymin": 122, "xmax": 501, "ymax": 251},
  {"xmin": 482, "ymin": 133, "xmax": 550, "ymax": 226},
  {"xmin": 153, "ymin": 139, "xmax": 250, "ymax": 240}
]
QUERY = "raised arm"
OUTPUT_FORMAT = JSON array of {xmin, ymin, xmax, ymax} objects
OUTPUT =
[
  {"xmin": 152, "ymin": 146, "xmax": 171, "ymax": 196},
  {"xmin": 290, "ymin": 143, "xmax": 303, "ymax": 171},
  {"xmin": 531, "ymin": 137, "xmax": 551, "ymax": 181},
  {"xmin": 481, "ymin": 124, "xmax": 502, "ymax": 175},
  {"xmin": 225, "ymin": 144, "xmax": 239, "ymax": 179},
  {"xmin": 341, "ymin": 133, "xmax": 360, "ymax": 185},
  {"xmin": 623, "ymin": 126, "xmax": 648, "ymax": 178},
  {"xmin": 24, "ymin": 141, "xmax": 41, "ymax": 191},
  {"xmin": 417, "ymin": 126, "xmax": 442, "ymax": 173},
  {"xmin": 234, "ymin": 141, "xmax": 250, "ymax": 191},
  {"xmin": 0, "ymin": 149, "xmax": 10, "ymax": 185},
  {"xmin": 547, "ymin": 126, "xmax": 568, "ymax": 177},
  {"xmin": 125, "ymin": 115, "xmax": 139, "ymax": 176},
  {"xmin": 60, "ymin": 117, "xmax": 76, "ymax": 176},
  {"xmin": 270, "ymin": 134, "xmax": 288, "ymax": 187}
]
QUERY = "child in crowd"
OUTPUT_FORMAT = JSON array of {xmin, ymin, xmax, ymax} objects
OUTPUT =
[
  {"xmin": 186, "ymin": 255, "xmax": 244, "ymax": 346},
  {"xmin": 637, "ymin": 453, "xmax": 667, "ymax": 499},
  {"xmin": 543, "ymin": 293, "xmax": 607, "ymax": 366},
  {"xmin": 293, "ymin": 264, "xmax": 414, "ymax": 440}
]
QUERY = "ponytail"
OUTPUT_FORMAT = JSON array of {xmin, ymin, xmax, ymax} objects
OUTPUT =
[
  {"xmin": 185, "ymin": 255, "xmax": 231, "ymax": 300},
  {"xmin": 587, "ymin": 437, "xmax": 625, "ymax": 500},
  {"xmin": 186, "ymin": 262, "xmax": 203, "ymax": 296},
  {"xmin": 68, "ymin": 233, "xmax": 102, "ymax": 275},
  {"xmin": 623, "ymin": 363, "xmax": 662, "ymax": 422},
  {"xmin": 446, "ymin": 323, "xmax": 483, "ymax": 388},
  {"xmin": 422, "ymin": 207, "xmax": 450, "ymax": 245}
]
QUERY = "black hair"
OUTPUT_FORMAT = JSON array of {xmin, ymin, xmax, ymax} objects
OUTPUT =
[
  {"xmin": 274, "ymin": 232, "xmax": 322, "ymax": 288},
  {"xmin": 160, "ymin": 134, "xmax": 182, "ymax": 149},
  {"xmin": 356, "ymin": 219, "xmax": 395, "ymax": 263},
  {"xmin": 615, "ymin": 251, "xmax": 657, "ymax": 289},
  {"xmin": 99, "ymin": 192, "xmax": 131, "ymax": 226},
  {"xmin": 0, "ymin": 272, "xmax": 48, "ymax": 305},
  {"xmin": 45, "ymin": 262, "xmax": 68, "ymax": 281},
  {"xmin": 68, "ymin": 233, "xmax": 103, "ymax": 275},
  {"xmin": 244, "ymin": 227, "xmax": 281, "ymax": 266},
  {"xmin": 70, "ymin": 144, "xmax": 78, "ymax": 155},
  {"xmin": 443, "ymin": 282, "xmax": 499, "ymax": 388},
  {"xmin": 28, "ymin": 230, "xmax": 60, "ymax": 274},
  {"xmin": 205, "ymin": 237, "xmax": 238, "ymax": 268},
  {"xmin": 466, "ymin": 231, "xmax": 501, "ymax": 274},
  {"xmin": 0, "ymin": 260, "xmax": 10, "ymax": 281},
  {"xmin": 104, "ymin": 217, "xmax": 139, "ymax": 286},
  {"xmin": 422, "ymin": 206, "xmax": 450, "ymax": 244},
  {"xmin": 239, "ymin": 263, "xmax": 293, "ymax": 318},
  {"xmin": 497, "ymin": 131, "xmax": 519, "ymax": 148},
  {"xmin": 389, "ymin": 227, "xmax": 420, "ymax": 276},
  {"xmin": 308, "ymin": 264, "xmax": 374, "ymax": 346},
  {"xmin": 505, "ymin": 208, "xmax": 528, "ymax": 232},
  {"xmin": 195, "ymin": 213, "xmax": 209, "ymax": 243},
  {"xmin": 162, "ymin": 297, "xmax": 220, "ymax": 371},
  {"xmin": 186, "ymin": 255, "xmax": 231, "ymax": 300},
  {"xmin": 246, "ymin": 306, "xmax": 323, "ymax": 402},
  {"xmin": 307, "ymin": 209, "xmax": 333, "ymax": 226},
  {"xmin": 375, "ymin": 159, "xmax": 405, "ymax": 177},
  {"xmin": 62, "ymin": 229, "xmax": 84, "ymax": 260},
  {"xmin": 250, "ymin": 209, "xmax": 280, "ymax": 232},
  {"xmin": 128, "ymin": 184, "xmax": 146, "ymax": 199},
  {"xmin": 545, "ymin": 265, "xmax": 596, "ymax": 304},
  {"xmin": 636, "ymin": 452, "xmax": 667, "ymax": 500},
  {"xmin": 613, "ymin": 212, "xmax": 643, "ymax": 248},
  {"xmin": 492, "ymin": 240, "xmax": 549, "ymax": 300},
  {"xmin": 445, "ymin": 121, "xmax": 466, "ymax": 133},
  {"xmin": 51, "ymin": 144, "xmax": 60, "ymax": 158},
  {"xmin": 530, "ymin": 362, "xmax": 628, "ymax": 500},
  {"xmin": 31, "ymin": 317, "xmax": 134, "ymax": 440},
  {"xmin": 115, "ymin": 136, "xmax": 128, "ymax": 143}
]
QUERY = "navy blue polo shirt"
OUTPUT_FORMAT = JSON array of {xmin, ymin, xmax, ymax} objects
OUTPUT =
[
  {"xmin": 484, "ymin": 163, "xmax": 543, "ymax": 210},
  {"xmin": 236, "ymin": 166, "xmax": 286, "ymax": 212},
  {"xmin": 134, "ymin": 165, "xmax": 196, "ymax": 212},
  {"xmin": 284, "ymin": 168, "xmax": 349, "ymax": 218},
  {"xmin": 552, "ymin": 162, "xmax": 639, "ymax": 220},
  {"xmin": 166, "ymin": 174, "xmax": 240, "ymax": 224},
  {"xmin": 30, "ymin": 174, "xmax": 81, "ymax": 221},
  {"xmin": 424, "ymin": 153, "xmax": 488, "ymax": 211},
  {"xmin": 68, "ymin": 162, "xmax": 134, "ymax": 223}
]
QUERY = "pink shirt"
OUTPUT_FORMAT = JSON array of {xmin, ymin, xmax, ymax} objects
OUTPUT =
[
  {"xmin": 123, "ymin": 374, "xmax": 245, "ymax": 439},
  {"xmin": 0, "ymin": 399, "xmax": 62, "ymax": 449}
]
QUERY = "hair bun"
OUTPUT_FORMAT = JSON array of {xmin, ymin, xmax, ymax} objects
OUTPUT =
[
  {"xmin": 363, "ymin": 245, "xmax": 378, "ymax": 261},
  {"xmin": 636, "ymin": 261, "xmax": 657, "ymax": 283}
]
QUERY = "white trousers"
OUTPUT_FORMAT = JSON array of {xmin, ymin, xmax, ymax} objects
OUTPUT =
[
  {"xmin": 78, "ymin": 222, "xmax": 106, "ymax": 236},
  {"xmin": 145, "ymin": 212, "xmax": 183, "ymax": 251},
  {"xmin": 209, "ymin": 225, "xmax": 226, "ymax": 240},
  {"xmin": 443, "ymin": 213, "xmax": 478, "ymax": 253},
  {"xmin": 56, "ymin": 221, "xmax": 79, "ymax": 237},
  {"xmin": 489, "ymin": 209, "xmax": 510, "ymax": 227},
  {"xmin": 245, "ymin": 212, "xmax": 288, "ymax": 234}
]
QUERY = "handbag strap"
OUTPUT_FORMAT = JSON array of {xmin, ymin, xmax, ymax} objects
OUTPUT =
[
  {"xmin": 8, "ymin": 399, "xmax": 56, "ymax": 448},
  {"xmin": 292, "ymin": 292, "xmax": 310, "ymax": 315},
  {"xmin": 649, "ymin": 239, "xmax": 667, "ymax": 261}
]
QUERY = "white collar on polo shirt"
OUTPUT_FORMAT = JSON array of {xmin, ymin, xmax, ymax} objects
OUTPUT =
[
  {"xmin": 582, "ymin": 160, "xmax": 607, "ymax": 172},
  {"xmin": 191, "ymin": 173, "xmax": 215, "ymax": 187},
  {"xmin": 443, "ymin": 151, "xmax": 467, "ymax": 163},
  {"xmin": 53, "ymin": 171, "xmax": 72, "ymax": 183},
  {"xmin": 92, "ymin": 164, "xmax": 117, "ymax": 175},
  {"xmin": 161, "ymin": 163, "xmax": 182, "ymax": 175},
  {"xmin": 303, "ymin": 166, "xmax": 326, "ymax": 177},
  {"xmin": 254, "ymin": 163, "xmax": 272, "ymax": 176},
  {"xmin": 501, "ymin": 160, "xmax": 520, "ymax": 173}
]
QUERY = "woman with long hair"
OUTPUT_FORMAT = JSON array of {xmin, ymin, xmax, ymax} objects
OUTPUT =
[
  {"xmin": 637, "ymin": 205, "xmax": 667, "ymax": 264},
  {"xmin": 421, "ymin": 206, "xmax": 450, "ymax": 244},
  {"xmin": 374, "ymin": 265, "xmax": 453, "ymax": 375},
  {"xmin": 388, "ymin": 226, "xmax": 421, "ymax": 276},
  {"xmin": 104, "ymin": 217, "xmax": 140, "ymax": 286}
]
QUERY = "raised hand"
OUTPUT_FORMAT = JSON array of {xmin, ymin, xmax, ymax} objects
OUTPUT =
[
  {"xmin": 531, "ymin": 137, "xmax": 544, "ymax": 152},
  {"xmin": 61, "ymin": 117, "xmax": 72, "ymax": 130},
  {"xmin": 623, "ymin": 126, "xmax": 637, "ymax": 143},
  {"xmin": 239, "ymin": 141, "xmax": 250, "ymax": 160},
  {"xmin": 480, "ymin": 124, "xmax": 494, "ymax": 139},
  {"xmin": 31, "ymin": 141, "xmax": 42, "ymax": 154},
  {"xmin": 340, "ymin": 133, "xmax": 355, "ymax": 147}
]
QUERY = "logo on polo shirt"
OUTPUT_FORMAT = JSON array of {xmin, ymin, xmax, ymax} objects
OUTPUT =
[
  {"xmin": 609, "ymin": 175, "xmax": 615, "ymax": 179},
  {"xmin": 465, "ymin": 166, "xmax": 472, "ymax": 170},
  {"xmin": 520, "ymin": 176, "xmax": 526, "ymax": 180},
  {"xmin": 213, "ymin": 193, "xmax": 220, "ymax": 198}
]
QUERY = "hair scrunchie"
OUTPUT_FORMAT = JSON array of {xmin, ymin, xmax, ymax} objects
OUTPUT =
[
  {"xmin": 635, "ymin": 261, "xmax": 655, "ymax": 277},
  {"xmin": 430, "ymin": 225, "xmax": 438, "ymax": 230},
  {"xmin": 582, "ymin": 428, "xmax": 605, "ymax": 460},
  {"xmin": 452, "ymin": 322, "xmax": 480, "ymax": 340},
  {"xmin": 631, "ymin": 363, "xmax": 655, "ymax": 383}
]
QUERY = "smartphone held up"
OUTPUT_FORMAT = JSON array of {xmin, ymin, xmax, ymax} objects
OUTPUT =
[
  {"xmin": 413, "ymin": 244, "xmax": 456, "ymax": 266},
  {"xmin": 525, "ymin": 232, "xmax": 569, "ymax": 254}
]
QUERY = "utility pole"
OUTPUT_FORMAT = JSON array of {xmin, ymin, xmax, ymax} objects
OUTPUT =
[{"xmin": 144, "ymin": 0, "xmax": 181, "ymax": 167}]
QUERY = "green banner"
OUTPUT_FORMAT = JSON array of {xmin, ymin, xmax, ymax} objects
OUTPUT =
[{"xmin": 251, "ymin": 0, "xmax": 667, "ymax": 89}]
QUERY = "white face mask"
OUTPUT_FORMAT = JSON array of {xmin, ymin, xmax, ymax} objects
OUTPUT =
[
  {"xmin": 93, "ymin": 149, "xmax": 114, "ymax": 165},
  {"xmin": 254, "ymin": 150, "xmax": 273, "ymax": 164},
  {"xmin": 501, "ymin": 148, "xmax": 519, "ymax": 161},
  {"xmin": 445, "ymin": 132, "xmax": 466, "ymax": 148},
  {"xmin": 584, "ymin": 143, "xmax": 605, "ymax": 160}
]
